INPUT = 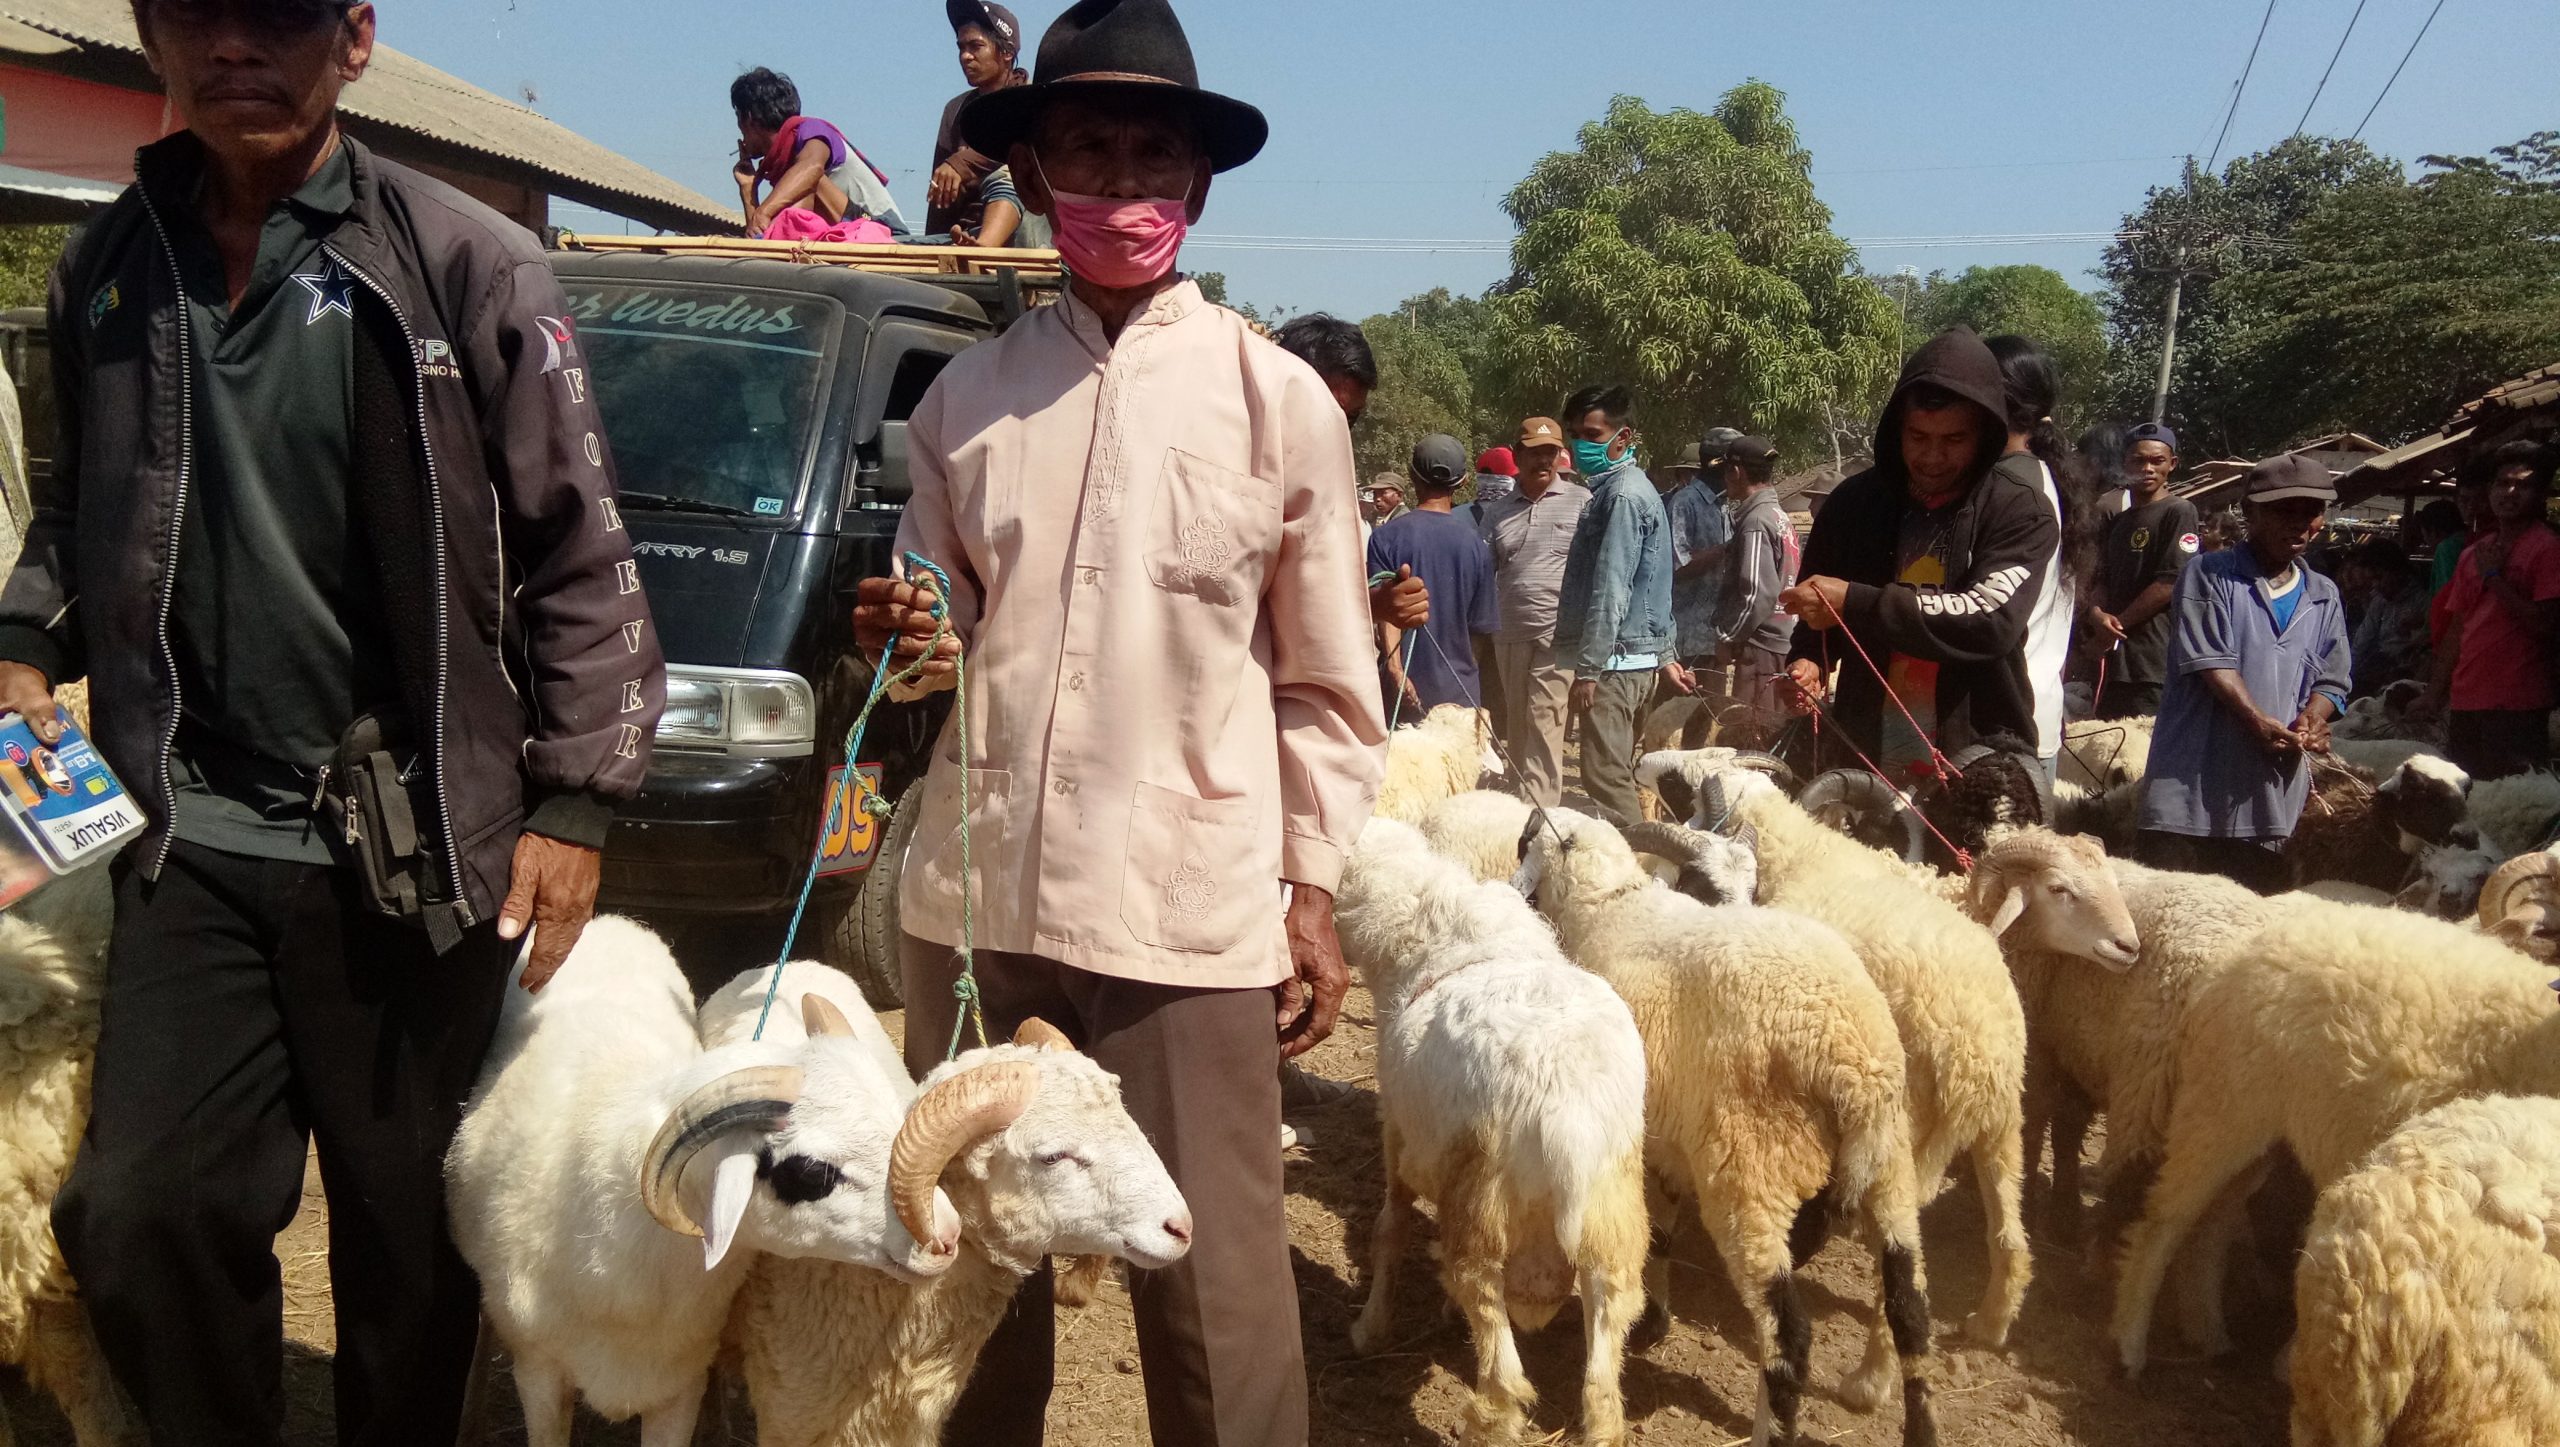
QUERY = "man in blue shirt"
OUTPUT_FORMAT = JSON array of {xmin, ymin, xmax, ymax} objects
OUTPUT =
[
  {"xmin": 2138, "ymin": 456, "xmax": 2352, "ymax": 894},
  {"xmin": 1668, "ymin": 428, "xmax": 1741, "ymax": 671},
  {"xmin": 1555, "ymin": 385, "xmax": 1681, "ymax": 822},
  {"xmin": 1369, "ymin": 434, "xmax": 1499, "ymax": 717}
]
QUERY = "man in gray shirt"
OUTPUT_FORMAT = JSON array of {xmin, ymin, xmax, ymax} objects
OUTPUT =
[
  {"xmin": 1714, "ymin": 436, "xmax": 1799, "ymax": 742},
  {"xmin": 1475, "ymin": 416, "xmax": 1587, "ymax": 806}
]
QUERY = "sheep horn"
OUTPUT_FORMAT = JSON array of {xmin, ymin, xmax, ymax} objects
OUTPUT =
[
  {"xmin": 1798, "ymin": 768, "xmax": 1930, "ymax": 864},
  {"xmin": 1620, "ymin": 821, "xmax": 1716, "ymax": 868},
  {"xmin": 1013, "ymin": 1017, "xmax": 1074, "ymax": 1052},
  {"xmin": 640, "ymin": 1065, "xmax": 805, "ymax": 1239},
  {"xmin": 2478, "ymin": 853, "xmax": 2560, "ymax": 931},
  {"xmin": 888, "ymin": 1060, "xmax": 1042, "ymax": 1253},
  {"xmin": 803, "ymin": 995, "xmax": 855, "ymax": 1039},
  {"xmin": 1727, "ymin": 751, "xmax": 1798, "ymax": 789}
]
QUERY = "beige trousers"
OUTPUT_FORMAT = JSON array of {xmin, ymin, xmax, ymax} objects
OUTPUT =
[{"xmin": 1488, "ymin": 638, "xmax": 1571, "ymax": 807}]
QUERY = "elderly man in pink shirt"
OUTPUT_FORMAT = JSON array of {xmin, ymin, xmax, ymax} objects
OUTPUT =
[{"xmin": 852, "ymin": 1, "xmax": 1384, "ymax": 1442}]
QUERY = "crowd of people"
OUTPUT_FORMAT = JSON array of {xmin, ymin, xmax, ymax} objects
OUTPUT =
[{"xmin": 6, "ymin": 1, "xmax": 2557, "ymax": 1445}]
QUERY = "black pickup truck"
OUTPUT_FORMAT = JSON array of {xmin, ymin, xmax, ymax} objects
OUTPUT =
[{"xmin": 548, "ymin": 247, "xmax": 1047, "ymax": 1004}]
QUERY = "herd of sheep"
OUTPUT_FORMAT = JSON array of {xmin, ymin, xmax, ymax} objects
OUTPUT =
[{"xmin": 0, "ymin": 697, "xmax": 2552, "ymax": 1443}]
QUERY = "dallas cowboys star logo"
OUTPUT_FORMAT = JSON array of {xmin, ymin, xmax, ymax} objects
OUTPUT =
[{"xmin": 291, "ymin": 259, "xmax": 358, "ymax": 326}]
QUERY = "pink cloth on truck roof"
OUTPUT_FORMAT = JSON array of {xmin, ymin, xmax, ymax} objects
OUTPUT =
[{"xmin": 761, "ymin": 208, "xmax": 894, "ymax": 244}]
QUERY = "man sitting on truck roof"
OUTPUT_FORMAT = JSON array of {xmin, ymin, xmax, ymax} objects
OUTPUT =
[
  {"xmin": 730, "ymin": 66, "xmax": 911, "ymax": 240},
  {"xmin": 854, "ymin": 2, "xmax": 1383, "ymax": 1442}
]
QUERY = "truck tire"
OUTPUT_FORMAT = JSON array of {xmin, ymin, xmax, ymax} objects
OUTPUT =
[{"xmin": 826, "ymin": 778, "xmax": 920, "ymax": 1010}]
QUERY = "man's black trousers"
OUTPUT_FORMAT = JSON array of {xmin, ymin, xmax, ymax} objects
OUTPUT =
[{"xmin": 54, "ymin": 840, "xmax": 511, "ymax": 1447}]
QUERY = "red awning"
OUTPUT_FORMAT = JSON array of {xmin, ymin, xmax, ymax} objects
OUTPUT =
[{"xmin": 0, "ymin": 61, "xmax": 173, "ymax": 184}]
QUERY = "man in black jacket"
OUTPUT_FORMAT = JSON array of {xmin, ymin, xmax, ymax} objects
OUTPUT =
[
  {"xmin": 1781, "ymin": 328, "xmax": 2058, "ymax": 773},
  {"xmin": 0, "ymin": 4, "xmax": 664, "ymax": 1442}
]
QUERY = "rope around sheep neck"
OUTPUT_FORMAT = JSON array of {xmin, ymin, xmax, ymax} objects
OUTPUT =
[{"xmin": 752, "ymin": 553, "xmax": 986, "ymax": 1057}]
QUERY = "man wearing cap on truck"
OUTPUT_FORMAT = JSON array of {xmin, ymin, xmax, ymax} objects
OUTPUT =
[
  {"xmin": 852, "ymin": 1, "xmax": 1383, "ymax": 1440},
  {"xmin": 1370, "ymin": 434, "xmax": 1499, "ymax": 717},
  {"xmin": 0, "ymin": 2, "xmax": 664, "ymax": 1442},
  {"xmin": 927, "ymin": 0, "xmax": 1029, "ymax": 239},
  {"xmin": 2137, "ymin": 456, "xmax": 2351, "ymax": 894}
]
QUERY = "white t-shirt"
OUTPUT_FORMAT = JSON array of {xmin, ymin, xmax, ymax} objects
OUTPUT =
[{"xmin": 2019, "ymin": 457, "xmax": 2072, "ymax": 761}]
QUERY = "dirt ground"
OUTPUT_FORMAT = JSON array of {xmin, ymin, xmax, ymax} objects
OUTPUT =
[{"xmin": 0, "ymin": 974, "xmax": 2293, "ymax": 1447}]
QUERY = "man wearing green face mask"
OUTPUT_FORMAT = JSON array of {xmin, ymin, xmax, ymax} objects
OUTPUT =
[{"xmin": 1554, "ymin": 384, "xmax": 1686, "ymax": 822}]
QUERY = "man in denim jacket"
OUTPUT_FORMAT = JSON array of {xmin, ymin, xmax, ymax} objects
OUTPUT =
[{"xmin": 1554, "ymin": 384, "xmax": 1682, "ymax": 821}]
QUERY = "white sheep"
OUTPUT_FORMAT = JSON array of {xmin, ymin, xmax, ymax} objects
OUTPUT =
[
  {"xmin": 2462, "ymin": 769, "xmax": 2560, "ymax": 858},
  {"xmin": 2057, "ymin": 714, "xmax": 2152, "ymax": 793},
  {"xmin": 445, "ymin": 919, "xmax": 959, "ymax": 1447},
  {"xmin": 1337, "ymin": 818, "xmax": 1649, "ymax": 1446},
  {"xmin": 2292, "ymin": 1094, "xmax": 2560, "ymax": 1446},
  {"xmin": 2110, "ymin": 899, "xmax": 2560, "ymax": 1376},
  {"xmin": 1639, "ymin": 747, "xmax": 2037, "ymax": 1348},
  {"xmin": 1515, "ymin": 807, "xmax": 1937, "ymax": 1447},
  {"xmin": 1418, "ymin": 788, "xmax": 1537, "ymax": 884},
  {"xmin": 735, "ymin": 1020, "xmax": 1195, "ymax": 1447},
  {"xmin": 2331, "ymin": 736, "xmax": 2448, "ymax": 782},
  {"xmin": 0, "ymin": 865, "xmax": 123, "ymax": 1447},
  {"xmin": 1377, "ymin": 703, "xmax": 1501, "ymax": 823}
]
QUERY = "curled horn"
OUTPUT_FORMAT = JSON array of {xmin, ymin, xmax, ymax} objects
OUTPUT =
[
  {"xmin": 1728, "ymin": 751, "xmax": 1798, "ymax": 790},
  {"xmin": 640, "ymin": 1065, "xmax": 806, "ymax": 1239},
  {"xmin": 1621, "ymin": 821, "xmax": 1717, "ymax": 869},
  {"xmin": 2478, "ymin": 853, "xmax": 2560, "ymax": 931},
  {"xmin": 1620, "ymin": 821, "xmax": 1750, "ymax": 906},
  {"xmin": 1013, "ymin": 1017, "xmax": 1074, "ymax": 1052},
  {"xmin": 889, "ymin": 1061, "xmax": 1042, "ymax": 1252},
  {"xmin": 803, "ymin": 994, "xmax": 855, "ymax": 1039},
  {"xmin": 1798, "ymin": 768, "xmax": 1929, "ymax": 864}
]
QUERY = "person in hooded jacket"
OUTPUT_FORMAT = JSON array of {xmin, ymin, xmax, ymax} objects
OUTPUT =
[{"xmin": 1780, "ymin": 327, "xmax": 2060, "ymax": 774}]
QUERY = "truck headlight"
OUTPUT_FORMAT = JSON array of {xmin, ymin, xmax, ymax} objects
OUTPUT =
[{"xmin": 656, "ymin": 667, "xmax": 817, "ymax": 756}]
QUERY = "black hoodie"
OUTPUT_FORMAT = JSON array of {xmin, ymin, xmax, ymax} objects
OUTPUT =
[{"xmin": 1789, "ymin": 328, "xmax": 2059, "ymax": 761}]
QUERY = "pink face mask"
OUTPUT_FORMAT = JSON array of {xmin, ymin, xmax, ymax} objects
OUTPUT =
[{"xmin": 1035, "ymin": 157, "xmax": 1191, "ymax": 289}]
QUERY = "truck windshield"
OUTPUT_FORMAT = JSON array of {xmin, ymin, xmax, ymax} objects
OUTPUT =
[{"xmin": 556, "ymin": 282, "xmax": 837, "ymax": 521}]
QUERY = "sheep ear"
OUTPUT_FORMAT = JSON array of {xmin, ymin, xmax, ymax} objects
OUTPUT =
[
  {"xmin": 702, "ymin": 1148, "xmax": 761, "ymax": 1271},
  {"xmin": 1987, "ymin": 885, "xmax": 2030, "ymax": 939}
]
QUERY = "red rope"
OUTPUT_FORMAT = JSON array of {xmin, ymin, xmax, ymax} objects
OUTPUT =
[{"xmin": 1812, "ymin": 628, "xmax": 1975, "ymax": 872}]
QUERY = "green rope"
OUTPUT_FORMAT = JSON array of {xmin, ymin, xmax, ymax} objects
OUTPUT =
[
  {"xmin": 943, "ymin": 605, "xmax": 985, "ymax": 1060},
  {"xmin": 751, "ymin": 553, "xmax": 984, "ymax": 1055}
]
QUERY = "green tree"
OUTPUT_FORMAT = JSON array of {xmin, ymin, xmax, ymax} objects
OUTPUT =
[
  {"xmin": 2098, "ymin": 137, "xmax": 2401, "ymax": 455},
  {"xmin": 1351, "ymin": 288, "xmax": 1507, "ymax": 482},
  {"xmin": 0, "ymin": 227, "xmax": 70, "ymax": 311},
  {"xmin": 2221, "ymin": 133, "xmax": 2560, "ymax": 444},
  {"xmin": 1477, "ymin": 86, "xmax": 1901, "ymax": 467},
  {"xmin": 1898, "ymin": 265, "xmax": 2109, "ymax": 421}
]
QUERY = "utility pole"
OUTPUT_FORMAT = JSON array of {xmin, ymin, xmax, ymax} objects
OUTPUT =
[
  {"xmin": 2147, "ymin": 156, "xmax": 2203, "ymax": 426},
  {"xmin": 2149, "ymin": 246, "xmax": 2187, "ymax": 424}
]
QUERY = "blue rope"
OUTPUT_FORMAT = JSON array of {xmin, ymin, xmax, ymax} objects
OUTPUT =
[{"xmin": 752, "ymin": 553, "xmax": 981, "ymax": 1050}]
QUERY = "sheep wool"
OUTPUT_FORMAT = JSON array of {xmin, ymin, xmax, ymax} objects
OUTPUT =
[
  {"xmin": 2293, "ymin": 1095, "xmax": 2560, "ymax": 1447},
  {"xmin": 0, "ymin": 865, "xmax": 122, "ymax": 1446},
  {"xmin": 1644, "ymin": 750, "xmax": 2036, "ymax": 1349},
  {"xmin": 1338, "ymin": 819, "xmax": 1648, "ymax": 1444},
  {"xmin": 1418, "ymin": 789, "xmax": 1538, "ymax": 885},
  {"xmin": 2112, "ymin": 899, "xmax": 2560, "ymax": 1376},
  {"xmin": 1376, "ymin": 704, "xmax": 1497, "ymax": 823},
  {"xmin": 1520, "ymin": 808, "xmax": 1936, "ymax": 1447}
]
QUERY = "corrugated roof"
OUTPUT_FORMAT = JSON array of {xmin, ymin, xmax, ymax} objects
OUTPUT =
[
  {"xmin": 0, "ymin": 0, "xmax": 730, "ymax": 232},
  {"xmin": 2335, "ymin": 361, "xmax": 2560, "ymax": 506}
]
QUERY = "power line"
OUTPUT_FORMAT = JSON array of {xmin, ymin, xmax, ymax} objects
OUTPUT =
[
  {"xmin": 2293, "ymin": 0, "xmax": 2371, "ymax": 135},
  {"xmin": 2207, "ymin": 0, "xmax": 2282, "ymax": 172},
  {"xmin": 2351, "ymin": 0, "xmax": 2449, "ymax": 141}
]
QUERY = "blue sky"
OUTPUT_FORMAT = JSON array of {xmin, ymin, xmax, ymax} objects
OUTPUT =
[{"xmin": 393, "ymin": 0, "xmax": 2557, "ymax": 322}]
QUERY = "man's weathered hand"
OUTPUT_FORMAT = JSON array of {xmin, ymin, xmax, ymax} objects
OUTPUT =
[
  {"xmin": 0, "ymin": 662, "xmax": 62, "ymax": 742},
  {"xmin": 1371, "ymin": 566, "xmax": 1429, "ymax": 631},
  {"xmin": 1569, "ymin": 677, "xmax": 1599, "ymax": 716},
  {"xmin": 1782, "ymin": 576, "xmax": 1849, "ymax": 631},
  {"xmin": 1661, "ymin": 661, "xmax": 1697, "ymax": 697},
  {"xmin": 2091, "ymin": 609, "xmax": 2128, "ymax": 643},
  {"xmin": 2251, "ymin": 712, "xmax": 2304, "ymax": 759},
  {"xmin": 500, "ymin": 833, "xmax": 603, "ymax": 992},
  {"xmin": 2292, "ymin": 707, "xmax": 2334, "ymax": 755},
  {"xmin": 853, "ymin": 573, "xmax": 962, "ymax": 697},
  {"xmin": 929, "ymin": 162, "xmax": 968, "ymax": 210},
  {"xmin": 1784, "ymin": 658, "xmax": 1826, "ymax": 715},
  {"xmin": 1276, "ymin": 885, "xmax": 1349, "ymax": 1059}
]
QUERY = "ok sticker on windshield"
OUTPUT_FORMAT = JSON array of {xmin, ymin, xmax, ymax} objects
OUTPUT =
[{"xmin": 755, "ymin": 497, "xmax": 784, "ymax": 516}]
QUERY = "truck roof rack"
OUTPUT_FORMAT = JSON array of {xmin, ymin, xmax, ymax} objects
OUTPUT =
[{"xmin": 554, "ymin": 233, "xmax": 1064, "ymax": 285}]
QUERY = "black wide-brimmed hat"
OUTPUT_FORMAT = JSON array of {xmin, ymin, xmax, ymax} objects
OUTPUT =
[{"xmin": 958, "ymin": 0, "xmax": 1269, "ymax": 173}]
